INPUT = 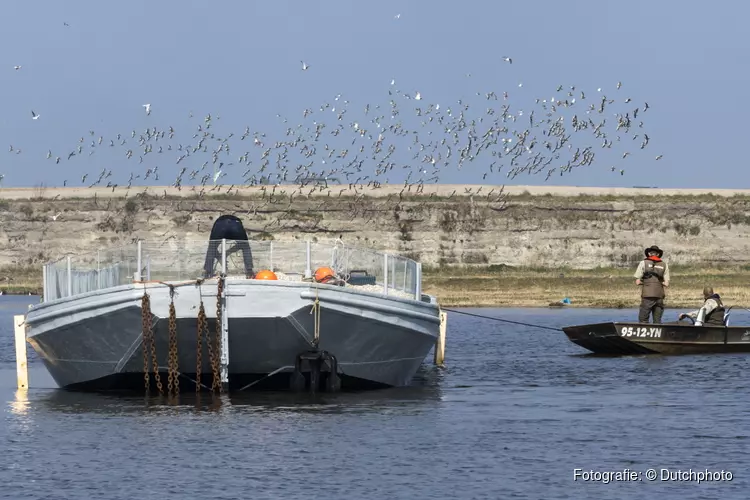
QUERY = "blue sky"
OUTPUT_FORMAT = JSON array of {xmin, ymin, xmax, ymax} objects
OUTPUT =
[{"xmin": 0, "ymin": 0, "xmax": 744, "ymax": 189}]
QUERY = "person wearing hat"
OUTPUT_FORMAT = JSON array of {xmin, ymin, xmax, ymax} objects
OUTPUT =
[{"xmin": 633, "ymin": 245, "xmax": 670, "ymax": 323}]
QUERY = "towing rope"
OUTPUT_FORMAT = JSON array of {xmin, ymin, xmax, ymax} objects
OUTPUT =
[{"xmin": 442, "ymin": 308, "xmax": 562, "ymax": 332}]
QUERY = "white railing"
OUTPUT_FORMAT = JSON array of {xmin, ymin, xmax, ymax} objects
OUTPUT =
[{"xmin": 42, "ymin": 239, "xmax": 423, "ymax": 302}]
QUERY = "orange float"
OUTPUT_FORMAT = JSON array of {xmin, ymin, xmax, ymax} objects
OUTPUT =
[
  {"xmin": 254, "ymin": 269, "xmax": 278, "ymax": 280},
  {"xmin": 314, "ymin": 266, "xmax": 336, "ymax": 283}
]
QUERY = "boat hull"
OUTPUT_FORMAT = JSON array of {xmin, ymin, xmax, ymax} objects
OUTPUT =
[
  {"xmin": 23, "ymin": 280, "xmax": 441, "ymax": 392},
  {"xmin": 563, "ymin": 321, "xmax": 750, "ymax": 355}
]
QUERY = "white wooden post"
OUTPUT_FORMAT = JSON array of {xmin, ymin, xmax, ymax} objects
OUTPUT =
[
  {"xmin": 66, "ymin": 256, "xmax": 72, "ymax": 297},
  {"xmin": 434, "ymin": 309, "xmax": 447, "ymax": 366},
  {"xmin": 269, "ymin": 242, "xmax": 274, "ymax": 271},
  {"xmin": 383, "ymin": 253, "xmax": 389, "ymax": 296},
  {"xmin": 97, "ymin": 250, "xmax": 101, "ymax": 289},
  {"xmin": 14, "ymin": 315, "xmax": 28, "ymax": 389}
]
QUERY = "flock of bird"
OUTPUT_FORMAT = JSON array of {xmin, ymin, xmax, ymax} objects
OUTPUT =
[{"xmin": 6, "ymin": 45, "xmax": 661, "ymax": 203}]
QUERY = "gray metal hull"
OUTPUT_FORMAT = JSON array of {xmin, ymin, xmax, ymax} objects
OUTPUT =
[{"xmin": 23, "ymin": 280, "xmax": 441, "ymax": 391}]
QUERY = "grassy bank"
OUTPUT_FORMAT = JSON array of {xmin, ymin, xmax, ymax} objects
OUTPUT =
[
  {"xmin": 4, "ymin": 264, "xmax": 750, "ymax": 309},
  {"xmin": 421, "ymin": 264, "xmax": 750, "ymax": 309}
]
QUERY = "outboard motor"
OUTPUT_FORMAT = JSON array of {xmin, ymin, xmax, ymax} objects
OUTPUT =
[{"xmin": 203, "ymin": 215, "xmax": 255, "ymax": 278}]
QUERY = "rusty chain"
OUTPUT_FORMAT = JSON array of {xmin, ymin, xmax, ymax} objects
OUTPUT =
[
  {"xmin": 196, "ymin": 300, "xmax": 208, "ymax": 393},
  {"xmin": 144, "ymin": 290, "xmax": 163, "ymax": 395},
  {"xmin": 210, "ymin": 276, "xmax": 224, "ymax": 393},
  {"xmin": 141, "ymin": 293, "xmax": 151, "ymax": 392},
  {"xmin": 167, "ymin": 286, "xmax": 179, "ymax": 396}
]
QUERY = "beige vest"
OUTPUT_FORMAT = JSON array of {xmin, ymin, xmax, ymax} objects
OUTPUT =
[{"xmin": 641, "ymin": 259, "xmax": 666, "ymax": 298}]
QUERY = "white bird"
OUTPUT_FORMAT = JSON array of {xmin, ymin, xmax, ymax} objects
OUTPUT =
[
  {"xmin": 301, "ymin": 61, "xmax": 309, "ymax": 71},
  {"xmin": 142, "ymin": 103, "xmax": 151, "ymax": 115},
  {"xmin": 415, "ymin": 92, "xmax": 422, "ymax": 100},
  {"xmin": 394, "ymin": 13, "xmax": 401, "ymax": 19},
  {"xmin": 502, "ymin": 57, "xmax": 512, "ymax": 64},
  {"xmin": 13, "ymin": 65, "xmax": 21, "ymax": 70},
  {"xmin": 50, "ymin": 212, "xmax": 62, "ymax": 221},
  {"xmin": 31, "ymin": 110, "xmax": 39, "ymax": 120}
]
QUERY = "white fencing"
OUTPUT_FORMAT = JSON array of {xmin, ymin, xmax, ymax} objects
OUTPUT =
[{"xmin": 42, "ymin": 239, "xmax": 423, "ymax": 302}]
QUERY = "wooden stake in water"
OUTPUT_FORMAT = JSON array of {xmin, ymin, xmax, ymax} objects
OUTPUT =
[
  {"xmin": 434, "ymin": 309, "xmax": 447, "ymax": 366},
  {"xmin": 14, "ymin": 315, "xmax": 28, "ymax": 390}
]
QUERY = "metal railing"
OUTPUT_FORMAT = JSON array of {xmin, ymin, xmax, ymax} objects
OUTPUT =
[{"xmin": 42, "ymin": 239, "xmax": 423, "ymax": 302}]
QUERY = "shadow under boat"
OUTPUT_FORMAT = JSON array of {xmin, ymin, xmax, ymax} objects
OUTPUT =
[
  {"xmin": 27, "ymin": 366, "xmax": 445, "ymax": 416},
  {"xmin": 562, "ymin": 317, "xmax": 750, "ymax": 356}
]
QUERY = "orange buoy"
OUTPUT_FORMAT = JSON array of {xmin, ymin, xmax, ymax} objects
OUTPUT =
[
  {"xmin": 314, "ymin": 266, "xmax": 336, "ymax": 283},
  {"xmin": 254, "ymin": 269, "xmax": 278, "ymax": 280}
]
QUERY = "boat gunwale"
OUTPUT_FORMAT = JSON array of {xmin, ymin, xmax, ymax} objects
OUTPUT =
[
  {"xmin": 563, "ymin": 321, "xmax": 750, "ymax": 333},
  {"xmin": 25, "ymin": 279, "xmax": 440, "ymax": 327}
]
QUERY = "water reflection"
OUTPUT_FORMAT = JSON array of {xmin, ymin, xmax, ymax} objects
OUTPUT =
[
  {"xmin": 8, "ymin": 388, "xmax": 29, "ymax": 416},
  {"xmin": 28, "ymin": 366, "xmax": 445, "ymax": 416}
]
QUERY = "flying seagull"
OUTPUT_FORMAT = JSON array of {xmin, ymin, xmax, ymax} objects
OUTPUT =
[
  {"xmin": 13, "ymin": 66, "xmax": 21, "ymax": 71},
  {"xmin": 142, "ymin": 103, "xmax": 151, "ymax": 115},
  {"xmin": 31, "ymin": 110, "xmax": 39, "ymax": 120},
  {"xmin": 301, "ymin": 61, "xmax": 309, "ymax": 71},
  {"xmin": 502, "ymin": 57, "xmax": 512, "ymax": 64}
]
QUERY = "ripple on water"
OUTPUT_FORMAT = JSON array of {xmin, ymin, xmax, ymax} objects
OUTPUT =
[{"xmin": 0, "ymin": 305, "xmax": 749, "ymax": 499}]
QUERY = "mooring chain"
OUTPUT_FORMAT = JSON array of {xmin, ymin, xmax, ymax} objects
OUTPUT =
[
  {"xmin": 141, "ymin": 293, "xmax": 152, "ymax": 392},
  {"xmin": 196, "ymin": 300, "xmax": 208, "ymax": 393},
  {"xmin": 142, "ymin": 289, "xmax": 163, "ymax": 395},
  {"xmin": 211, "ymin": 276, "xmax": 225, "ymax": 393},
  {"xmin": 167, "ymin": 285, "xmax": 180, "ymax": 396}
]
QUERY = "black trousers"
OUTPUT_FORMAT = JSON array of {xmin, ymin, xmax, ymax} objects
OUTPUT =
[
  {"xmin": 639, "ymin": 297, "xmax": 664, "ymax": 323},
  {"xmin": 203, "ymin": 216, "xmax": 254, "ymax": 278}
]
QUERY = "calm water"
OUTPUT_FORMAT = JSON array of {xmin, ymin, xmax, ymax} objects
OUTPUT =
[{"xmin": 0, "ymin": 296, "xmax": 747, "ymax": 499}]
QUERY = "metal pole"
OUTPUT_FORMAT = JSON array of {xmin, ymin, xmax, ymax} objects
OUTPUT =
[
  {"xmin": 403, "ymin": 260, "xmax": 407, "ymax": 292},
  {"xmin": 221, "ymin": 239, "xmax": 227, "ymax": 274},
  {"xmin": 136, "ymin": 240, "xmax": 142, "ymax": 281},
  {"xmin": 383, "ymin": 253, "xmax": 389, "ymax": 296},
  {"xmin": 42, "ymin": 264, "xmax": 47, "ymax": 302},
  {"xmin": 269, "ymin": 242, "xmax": 274, "ymax": 271},
  {"xmin": 66, "ymin": 256, "xmax": 72, "ymax": 297},
  {"xmin": 391, "ymin": 257, "xmax": 395, "ymax": 289},
  {"xmin": 415, "ymin": 262, "xmax": 422, "ymax": 301},
  {"xmin": 97, "ymin": 250, "xmax": 101, "ymax": 289},
  {"xmin": 305, "ymin": 240, "xmax": 312, "ymax": 279},
  {"xmin": 146, "ymin": 255, "xmax": 151, "ymax": 280}
]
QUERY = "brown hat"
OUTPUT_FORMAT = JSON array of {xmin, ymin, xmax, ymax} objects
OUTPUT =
[{"xmin": 644, "ymin": 245, "xmax": 663, "ymax": 258}]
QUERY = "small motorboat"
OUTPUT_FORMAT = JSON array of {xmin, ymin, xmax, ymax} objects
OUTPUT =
[{"xmin": 562, "ymin": 307, "xmax": 750, "ymax": 355}]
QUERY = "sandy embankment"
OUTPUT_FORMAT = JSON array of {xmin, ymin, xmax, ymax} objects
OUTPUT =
[{"xmin": 2, "ymin": 183, "xmax": 750, "ymax": 200}]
